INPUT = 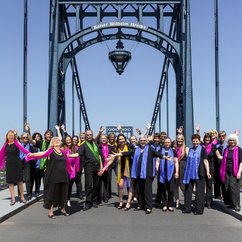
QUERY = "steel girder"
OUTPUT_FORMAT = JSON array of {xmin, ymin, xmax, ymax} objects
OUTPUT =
[{"xmin": 48, "ymin": 0, "xmax": 194, "ymax": 142}]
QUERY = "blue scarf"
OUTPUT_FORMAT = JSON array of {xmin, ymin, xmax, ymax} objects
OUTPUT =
[
  {"xmin": 183, "ymin": 145, "xmax": 202, "ymax": 184},
  {"xmin": 151, "ymin": 144, "xmax": 161, "ymax": 177},
  {"xmin": 159, "ymin": 148, "xmax": 175, "ymax": 183},
  {"xmin": 217, "ymin": 141, "xmax": 228, "ymax": 155},
  {"xmin": 131, "ymin": 145, "xmax": 149, "ymax": 179},
  {"xmin": 19, "ymin": 143, "xmax": 30, "ymax": 161}
]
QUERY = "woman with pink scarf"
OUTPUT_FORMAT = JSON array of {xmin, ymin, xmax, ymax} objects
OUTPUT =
[
  {"xmin": 220, "ymin": 134, "xmax": 242, "ymax": 212},
  {"xmin": 27, "ymin": 137, "xmax": 71, "ymax": 218},
  {"xmin": 62, "ymin": 135, "xmax": 80, "ymax": 207},
  {"xmin": 202, "ymin": 133, "xmax": 222, "ymax": 208},
  {"xmin": 0, "ymin": 130, "xmax": 30, "ymax": 205}
]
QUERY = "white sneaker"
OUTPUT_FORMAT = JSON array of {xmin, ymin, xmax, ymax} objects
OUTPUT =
[{"xmin": 67, "ymin": 200, "xmax": 71, "ymax": 207}]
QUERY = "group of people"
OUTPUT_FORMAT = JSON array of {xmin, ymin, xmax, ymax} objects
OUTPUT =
[{"xmin": 0, "ymin": 124, "xmax": 241, "ymax": 218}]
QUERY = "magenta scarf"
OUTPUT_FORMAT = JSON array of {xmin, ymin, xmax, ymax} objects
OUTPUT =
[
  {"xmin": 175, "ymin": 146, "xmax": 182, "ymax": 160},
  {"xmin": 64, "ymin": 147, "xmax": 80, "ymax": 179},
  {"xmin": 202, "ymin": 143, "xmax": 212, "ymax": 155},
  {"xmin": 212, "ymin": 139, "xmax": 218, "ymax": 145},
  {"xmin": 0, "ymin": 139, "xmax": 30, "ymax": 169},
  {"xmin": 101, "ymin": 143, "xmax": 109, "ymax": 171},
  {"xmin": 220, "ymin": 146, "xmax": 239, "ymax": 182},
  {"xmin": 26, "ymin": 147, "xmax": 72, "ymax": 175}
]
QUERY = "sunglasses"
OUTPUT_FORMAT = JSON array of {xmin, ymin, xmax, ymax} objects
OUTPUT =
[{"xmin": 22, "ymin": 137, "xmax": 28, "ymax": 139}]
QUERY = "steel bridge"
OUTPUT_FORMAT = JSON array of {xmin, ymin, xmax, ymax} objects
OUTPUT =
[{"xmin": 21, "ymin": 0, "xmax": 220, "ymax": 143}]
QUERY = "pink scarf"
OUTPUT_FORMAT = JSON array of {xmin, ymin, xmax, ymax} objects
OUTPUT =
[
  {"xmin": 175, "ymin": 146, "xmax": 182, "ymax": 160},
  {"xmin": 101, "ymin": 143, "xmax": 109, "ymax": 171},
  {"xmin": 202, "ymin": 143, "xmax": 212, "ymax": 155},
  {"xmin": 212, "ymin": 139, "xmax": 218, "ymax": 145},
  {"xmin": 26, "ymin": 147, "xmax": 72, "ymax": 175},
  {"xmin": 0, "ymin": 139, "xmax": 30, "ymax": 169},
  {"xmin": 64, "ymin": 147, "xmax": 79, "ymax": 179},
  {"xmin": 220, "ymin": 146, "xmax": 239, "ymax": 182}
]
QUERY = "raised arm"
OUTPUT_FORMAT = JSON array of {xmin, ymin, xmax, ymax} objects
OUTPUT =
[{"xmin": 55, "ymin": 125, "xmax": 62, "ymax": 141}]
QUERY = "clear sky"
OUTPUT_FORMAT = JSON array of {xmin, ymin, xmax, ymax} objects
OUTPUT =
[{"xmin": 0, "ymin": 0, "xmax": 242, "ymax": 145}]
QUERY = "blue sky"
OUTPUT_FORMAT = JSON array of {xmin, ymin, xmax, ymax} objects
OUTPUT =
[{"xmin": 0, "ymin": 0, "xmax": 242, "ymax": 144}]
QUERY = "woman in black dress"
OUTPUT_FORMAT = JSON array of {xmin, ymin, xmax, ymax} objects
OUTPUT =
[
  {"xmin": 0, "ymin": 130, "xmax": 29, "ymax": 205},
  {"xmin": 28, "ymin": 137, "xmax": 70, "ymax": 218}
]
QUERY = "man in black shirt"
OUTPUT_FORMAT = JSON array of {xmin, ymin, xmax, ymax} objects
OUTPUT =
[{"xmin": 77, "ymin": 130, "xmax": 102, "ymax": 210}]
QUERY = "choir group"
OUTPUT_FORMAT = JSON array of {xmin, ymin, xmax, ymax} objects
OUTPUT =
[{"xmin": 0, "ymin": 124, "xmax": 241, "ymax": 218}]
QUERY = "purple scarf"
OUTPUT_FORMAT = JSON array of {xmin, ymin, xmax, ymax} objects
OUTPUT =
[
  {"xmin": 101, "ymin": 143, "xmax": 109, "ymax": 171},
  {"xmin": 26, "ymin": 147, "xmax": 72, "ymax": 175},
  {"xmin": 202, "ymin": 143, "xmax": 212, "ymax": 155},
  {"xmin": 175, "ymin": 146, "xmax": 182, "ymax": 160},
  {"xmin": 64, "ymin": 147, "xmax": 79, "ymax": 179},
  {"xmin": 0, "ymin": 140, "xmax": 30, "ymax": 169},
  {"xmin": 220, "ymin": 146, "xmax": 239, "ymax": 182},
  {"xmin": 212, "ymin": 139, "xmax": 218, "ymax": 145}
]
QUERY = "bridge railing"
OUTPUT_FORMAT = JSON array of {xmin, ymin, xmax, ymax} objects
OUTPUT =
[{"xmin": 0, "ymin": 170, "xmax": 7, "ymax": 190}]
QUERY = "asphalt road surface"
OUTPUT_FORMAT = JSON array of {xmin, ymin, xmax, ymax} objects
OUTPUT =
[{"xmin": 0, "ymin": 192, "xmax": 242, "ymax": 242}]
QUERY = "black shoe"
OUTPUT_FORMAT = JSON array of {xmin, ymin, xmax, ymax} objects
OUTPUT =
[
  {"xmin": 20, "ymin": 198, "xmax": 26, "ymax": 204},
  {"xmin": 134, "ymin": 206, "xmax": 142, "ymax": 211},
  {"xmin": 194, "ymin": 211, "xmax": 203, "ymax": 215},
  {"xmin": 10, "ymin": 200, "xmax": 16, "ymax": 206},
  {"xmin": 83, "ymin": 205, "xmax": 92, "ymax": 211},
  {"xmin": 118, "ymin": 202, "xmax": 124, "ymax": 209},
  {"xmin": 48, "ymin": 214, "xmax": 56, "ymax": 219},
  {"xmin": 145, "ymin": 209, "xmax": 152, "ymax": 214},
  {"xmin": 182, "ymin": 210, "xmax": 191, "ymax": 214},
  {"xmin": 124, "ymin": 202, "xmax": 131, "ymax": 211},
  {"xmin": 61, "ymin": 211, "xmax": 70, "ymax": 216},
  {"xmin": 234, "ymin": 206, "xmax": 241, "ymax": 212},
  {"xmin": 93, "ymin": 204, "xmax": 98, "ymax": 208}
]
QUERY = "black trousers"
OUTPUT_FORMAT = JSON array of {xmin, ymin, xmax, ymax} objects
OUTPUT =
[
  {"xmin": 68, "ymin": 171, "xmax": 83, "ymax": 200},
  {"xmin": 155, "ymin": 172, "xmax": 162, "ymax": 203},
  {"xmin": 160, "ymin": 176, "xmax": 175, "ymax": 207},
  {"xmin": 35, "ymin": 168, "xmax": 42, "ymax": 194},
  {"xmin": 74, "ymin": 170, "xmax": 83, "ymax": 199},
  {"xmin": 214, "ymin": 159, "xmax": 222, "ymax": 198},
  {"xmin": 23, "ymin": 161, "xmax": 36, "ymax": 196},
  {"xmin": 184, "ymin": 177, "xmax": 205, "ymax": 213},
  {"xmin": 223, "ymin": 172, "xmax": 240, "ymax": 208},
  {"xmin": 205, "ymin": 167, "xmax": 214, "ymax": 206},
  {"xmin": 98, "ymin": 169, "xmax": 109, "ymax": 202},
  {"xmin": 84, "ymin": 163, "xmax": 100, "ymax": 207},
  {"xmin": 136, "ymin": 176, "xmax": 154, "ymax": 210},
  {"xmin": 108, "ymin": 166, "xmax": 117, "ymax": 198}
]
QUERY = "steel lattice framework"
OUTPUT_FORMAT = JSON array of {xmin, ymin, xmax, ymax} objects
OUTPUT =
[{"xmin": 48, "ymin": 0, "xmax": 194, "ymax": 142}]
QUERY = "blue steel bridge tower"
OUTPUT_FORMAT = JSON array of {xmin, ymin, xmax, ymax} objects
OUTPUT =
[{"xmin": 48, "ymin": 0, "xmax": 194, "ymax": 142}]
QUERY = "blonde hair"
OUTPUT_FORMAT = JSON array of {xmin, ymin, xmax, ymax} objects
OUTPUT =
[
  {"xmin": 49, "ymin": 137, "xmax": 62, "ymax": 147},
  {"xmin": 174, "ymin": 134, "xmax": 186, "ymax": 161},
  {"xmin": 209, "ymin": 129, "xmax": 218, "ymax": 137}
]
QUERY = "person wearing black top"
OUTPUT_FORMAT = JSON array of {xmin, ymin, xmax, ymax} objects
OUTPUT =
[
  {"xmin": 28, "ymin": 137, "xmax": 69, "ymax": 218},
  {"xmin": 20, "ymin": 132, "xmax": 38, "ymax": 200},
  {"xmin": 101, "ymin": 136, "xmax": 165, "ymax": 214},
  {"xmin": 202, "ymin": 133, "xmax": 222, "ymax": 208},
  {"xmin": 220, "ymin": 134, "xmax": 242, "ymax": 211},
  {"xmin": 97, "ymin": 134, "xmax": 113, "ymax": 203},
  {"xmin": 71, "ymin": 130, "xmax": 102, "ymax": 211},
  {"xmin": 183, "ymin": 134, "xmax": 211, "ymax": 215},
  {"xmin": 157, "ymin": 138, "xmax": 179, "ymax": 212}
]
